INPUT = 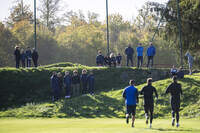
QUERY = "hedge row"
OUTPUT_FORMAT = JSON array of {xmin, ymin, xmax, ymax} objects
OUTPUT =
[{"xmin": 0, "ymin": 66, "xmax": 171, "ymax": 109}]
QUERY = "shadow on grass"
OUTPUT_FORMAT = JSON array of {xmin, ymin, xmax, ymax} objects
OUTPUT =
[{"xmin": 152, "ymin": 128, "xmax": 195, "ymax": 132}]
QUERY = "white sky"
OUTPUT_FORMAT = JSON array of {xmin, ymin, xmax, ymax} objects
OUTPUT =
[{"xmin": 0, "ymin": 0, "xmax": 168, "ymax": 22}]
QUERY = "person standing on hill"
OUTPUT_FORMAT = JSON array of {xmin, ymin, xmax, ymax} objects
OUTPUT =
[
  {"xmin": 140, "ymin": 78, "xmax": 158, "ymax": 128},
  {"xmin": 88, "ymin": 71, "xmax": 95, "ymax": 95},
  {"xmin": 165, "ymin": 76, "xmax": 182, "ymax": 127},
  {"xmin": 20, "ymin": 49, "xmax": 26, "ymax": 68},
  {"xmin": 146, "ymin": 42, "xmax": 156, "ymax": 68},
  {"xmin": 122, "ymin": 80, "xmax": 139, "ymax": 128},
  {"xmin": 26, "ymin": 47, "xmax": 32, "ymax": 67},
  {"xmin": 96, "ymin": 50, "xmax": 105, "ymax": 66},
  {"xmin": 14, "ymin": 46, "xmax": 21, "ymax": 68},
  {"xmin": 64, "ymin": 71, "xmax": 72, "ymax": 98},
  {"xmin": 32, "ymin": 48, "xmax": 39, "ymax": 67},
  {"xmin": 125, "ymin": 44, "xmax": 134, "ymax": 67},
  {"xmin": 185, "ymin": 51, "xmax": 193, "ymax": 75},
  {"xmin": 51, "ymin": 72, "xmax": 59, "ymax": 101},
  {"xmin": 136, "ymin": 43, "xmax": 144, "ymax": 68},
  {"xmin": 80, "ymin": 69, "xmax": 88, "ymax": 94},
  {"xmin": 72, "ymin": 70, "xmax": 80, "ymax": 96}
]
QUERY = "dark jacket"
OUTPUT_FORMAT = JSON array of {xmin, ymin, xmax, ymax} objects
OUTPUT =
[
  {"xmin": 64, "ymin": 75, "xmax": 72, "ymax": 86},
  {"xmin": 26, "ymin": 50, "xmax": 32, "ymax": 59},
  {"xmin": 88, "ymin": 74, "xmax": 95, "ymax": 87},
  {"xmin": 96, "ymin": 54, "xmax": 104, "ymax": 64},
  {"xmin": 32, "ymin": 50, "xmax": 39, "ymax": 61},
  {"xmin": 51, "ymin": 75, "xmax": 59, "ymax": 90},
  {"xmin": 104, "ymin": 56, "xmax": 111, "ymax": 65},
  {"xmin": 110, "ymin": 57, "xmax": 116, "ymax": 63},
  {"xmin": 80, "ymin": 74, "xmax": 88, "ymax": 84},
  {"xmin": 72, "ymin": 75, "xmax": 80, "ymax": 84},
  {"xmin": 20, "ymin": 52, "xmax": 26, "ymax": 61},
  {"xmin": 147, "ymin": 45, "xmax": 156, "ymax": 57},
  {"xmin": 125, "ymin": 47, "xmax": 134, "ymax": 57},
  {"xmin": 116, "ymin": 55, "xmax": 122, "ymax": 63},
  {"xmin": 14, "ymin": 49, "xmax": 21, "ymax": 60},
  {"xmin": 140, "ymin": 85, "xmax": 158, "ymax": 105}
]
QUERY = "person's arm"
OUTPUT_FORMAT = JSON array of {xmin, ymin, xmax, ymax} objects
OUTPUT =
[
  {"xmin": 140, "ymin": 87, "xmax": 144, "ymax": 95},
  {"xmin": 165, "ymin": 84, "xmax": 171, "ymax": 94},
  {"xmin": 180, "ymin": 84, "xmax": 183, "ymax": 95},
  {"xmin": 122, "ymin": 89, "xmax": 126, "ymax": 98},
  {"xmin": 153, "ymin": 87, "xmax": 158, "ymax": 99},
  {"xmin": 136, "ymin": 89, "xmax": 139, "ymax": 104}
]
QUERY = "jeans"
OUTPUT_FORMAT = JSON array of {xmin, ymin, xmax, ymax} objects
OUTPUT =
[
  {"xmin": 126, "ymin": 56, "xmax": 133, "ymax": 66},
  {"xmin": 137, "ymin": 56, "xmax": 143, "ymax": 68},
  {"xmin": 147, "ymin": 56, "xmax": 154, "ymax": 68}
]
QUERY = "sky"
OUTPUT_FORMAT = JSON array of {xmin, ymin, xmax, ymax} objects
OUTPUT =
[{"xmin": 0, "ymin": 0, "xmax": 168, "ymax": 22}]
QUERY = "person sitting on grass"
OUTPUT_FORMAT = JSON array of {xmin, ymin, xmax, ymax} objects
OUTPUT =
[
  {"xmin": 72, "ymin": 70, "xmax": 80, "ymax": 96},
  {"xmin": 64, "ymin": 71, "xmax": 72, "ymax": 98},
  {"xmin": 88, "ymin": 71, "xmax": 95, "ymax": 95},
  {"xmin": 165, "ymin": 76, "xmax": 183, "ymax": 128},
  {"xmin": 116, "ymin": 53, "xmax": 122, "ymax": 67},
  {"xmin": 80, "ymin": 69, "xmax": 88, "ymax": 94},
  {"xmin": 140, "ymin": 78, "xmax": 158, "ymax": 128},
  {"xmin": 122, "ymin": 80, "xmax": 139, "ymax": 128}
]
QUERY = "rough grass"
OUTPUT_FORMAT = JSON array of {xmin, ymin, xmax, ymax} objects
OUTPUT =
[
  {"xmin": 0, "ymin": 73, "xmax": 199, "ymax": 118},
  {"xmin": 0, "ymin": 118, "xmax": 200, "ymax": 133}
]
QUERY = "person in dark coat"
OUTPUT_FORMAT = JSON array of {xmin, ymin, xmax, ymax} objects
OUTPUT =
[
  {"xmin": 88, "ymin": 71, "xmax": 95, "ymax": 95},
  {"xmin": 116, "ymin": 53, "xmax": 122, "ymax": 67},
  {"xmin": 72, "ymin": 70, "xmax": 80, "ymax": 96},
  {"xmin": 110, "ymin": 53, "xmax": 116, "ymax": 67},
  {"xmin": 165, "ymin": 76, "xmax": 183, "ymax": 127},
  {"xmin": 32, "ymin": 48, "xmax": 39, "ymax": 67},
  {"xmin": 51, "ymin": 72, "xmax": 60, "ymax": 101},
  {"xmin": 26, "ymin": 47, "xmax": 32, "ymax": 67},
  {"xmin": 146, "ymin": 42, "xmax": 156, "ymax": 68},
  {"xmin": 104, "ymin": 55, "xmax": 111, "ymax": 66},
  {"xmin": 80, "ymin": 69, "xmax": 88, "ymax": 94},
  {"xmin": 125, "ymin": 44, "xmax": 134, "ymax": 67},
  {"xmin": 20, "ymin": 49, "xmax": 26, "ymax": 68},
  {"xmin": 140, "ymin": 78, "xmax": 158, "ymax": 128},
  {"xmin": 96, "ymin": 50, "xmax": 105, "ymax": 66},
  {"xmin": 64, "ymin": 71, "xmax": 72, "ymax": 98},
  {"xmin": 14, "ymin": 46, "xmax": 21, "ymax": 68}
]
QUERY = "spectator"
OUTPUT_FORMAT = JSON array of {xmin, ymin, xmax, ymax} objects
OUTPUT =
[
  {"xmin": 14, "ymin": 46, "xmax": 20, "ymax": 68},
  {"xmin": 110, "ymin": 53, "xmax": 116, "ymax": 67},
  {"xmin": 72, "ymin": 70, "xmax": 80, "ymax": 96},
  {"xmin": 63, "ymin": 71, "xmax": 72, "ymax": 98},
  {"xmin": 80, "ymin": 69, "xmax": 88, "ymax": 94},
  {"xmin": 185, "ymin": 51, "xmax": 193, "ymax": 75},
  {"xmin": 104, "ymin": 55, "xmax": 111, "ymax": 66},
  {"xmin": 50, "ymin": 72, "xmax": 59, "ymax": 101},
  {"xmin": 177, "ymin": 67, "xmax": 184, "ymax": 79},
  {"xmin": 116, "ymin": 53, "xmax": 122, "ymax": 67},
  {"xmin": 147, "ymin": 42, "xmax": 156, "ymax": 68},
  {"xmin": 26, "ymin": 47, "xmax": 32, "ymax": 67},
  {"xmin": 32, "ymin": 48, "xmax": 39, "ymax": 67},
  {"xmin": 20, "ymin": 49, "xmax": 26, "ymax": 68},
  {"xmin": 136, "ymin": 43, "xmax": 144, "ymax": 68},
  {"xmin": 88, "ymin": 71, "xmax": 95, "ymax": 95},
  {"xmin": 96, "ymin": 50, "xmax": 104, "ymax": 66},
  {"xmin": 125, "ymin": 44, "xmax": 134, "ymax": 67},
  {"xmin": 170, "ymin": 65, "xmax": 178, "ymax": 76},
  {"xmin": 57, "ymin": 72, "xmax": 63, "ymax": 97}
]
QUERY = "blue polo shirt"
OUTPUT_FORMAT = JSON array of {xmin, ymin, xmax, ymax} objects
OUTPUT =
[{"xmin": 123, "ymin": 85, "xmax": 138, "ymax": 105}]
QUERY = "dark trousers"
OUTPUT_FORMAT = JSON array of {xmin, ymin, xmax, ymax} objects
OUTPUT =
[
  {"xmin": 21, "ymin": 60, "xmax": 25, "ymax": 68},
  {"xmin": 53, "ymin": 89, "xmax": 61, "ymax": 101},
  {"xmin": 82, "ymin": 83, "xmax": 88, "ymax": 94},
  {"xmin": 137, "ymin": 56, "xmax": 143, "ymax": 68},
  {"xmin": 16, "ymin": 59, "xmax": 20, "ymax": 68},
  {"xmin": 147, "ymin": 56, "xmax": 154, "ymax": 68},
  {"xmin": 33, "ymin": 59, "xmax": 38, "ymax": 67},
  {"xmin": 171, "ymin": 102, "xmax": 180, "ymax": 123},
  {"xmin": 27, "ymin": 59, "xmax": 31, "ymax": 67},
  {"xmin": 65, "ymin": 86, "xmax": 71, "ymax": 96},
  {"xmin": 89, "ymin": 83, "xmax": 94, "ymax": 94},
  {"xmin": 144, "ymin": 104, "xmax": 154, "ymax": 124},
  {"xmin": 126, "ymin": 56, "xmax": 133, "ymax": 66}
]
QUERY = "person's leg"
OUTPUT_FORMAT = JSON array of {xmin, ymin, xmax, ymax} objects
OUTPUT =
[
  {"xmin": 131, "ymin": 105, "xmax": 136, "ymax": 127},
  {"xmin": 126, "ymin": 56, "xmax": 129, "ymax": 66},
  {"xmin": 130, "ymin": 57, "xmax": 133, "ymax": 67},
  {"xmin": 171, "ymin": 103, "xmax": 176, "ymax": 126},
  {"xmin": 147, "ymin": 56, "xmax": 150, "ymax": 68},
  {"xmin": 137, "ymin": 56, "xmax": 140, "ymax": 68},
  {"xmin": 151, "ymin": 56, "xmax": 154, "ymax": 68},
  {"xmin": 141, "ymin": 56, "xmax": 143, "ymax": 68},
  {"xmin": 149, "ymin": 104, "xmax": 154, "ymax": 128},
  {"xmin": 144, "ymin": 105, "xmax": 149, "ymax": 124}
]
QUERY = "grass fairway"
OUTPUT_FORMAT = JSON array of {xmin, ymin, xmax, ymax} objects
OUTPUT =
[{"xmin": 0, "ymin": 118, "xmax": 200, "ymax": 133}]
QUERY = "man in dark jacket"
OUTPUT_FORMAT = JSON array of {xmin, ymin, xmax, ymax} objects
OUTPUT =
[
  {"xmin": 26, "ymin": 47, "xmax": 32, "ymax": 67},
  {"xmin": 125, "ymin": 44, "xmax": 134, "ymax": 67},
  {"xmin": 96, "ymin": 50, "xmax": 104, "ymax": 66},
  {"xmin": 88, "ymin": 71, "xmax": 95, "ymax": 95},
  {"xmin": 80, "ymin": 69, "xmax": 88, "ymax": 94},
  {"xmin": 32, "ymin": 48, "xmax": 39, "ymax": 67},
  {"xmin": 64, "ymin": 71, "xmax": 72, "ymax": 98},
  {"xmin": 147, "ymin": 42, "xmax": 156, "ymax": 68},
  {"xmin": 140, "ymin": 78, "xmax": 158, "ymax": 128},
  {"xmin": 165, "ymin": 76, "xmax": 182, "ymax": 127},
  {"xmin": 14, "ymin": 46, "xmax": 21, "ymax": 68},
  {"xmin": 51, "ymin": 72, "xmax": 60, "ymax": 101}
]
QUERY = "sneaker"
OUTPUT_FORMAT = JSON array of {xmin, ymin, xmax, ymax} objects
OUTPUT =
[
  {"xmin": 126, "ymin": 116, "xmax": 129, "ymax": 124},
  {"xmin": 172, "ymin": 118, "xmax": 175, "ymax": 127},
  {"xmin": 150, "ymin": 123, "xmax": 152, "ymax": 128},
  {"xmin": 176, "ymin": 123, "xmax": 180, "ymax": 128},
  {"xmin": 65, "ymin": 96, "xmax": 70, "ymax": 99}
]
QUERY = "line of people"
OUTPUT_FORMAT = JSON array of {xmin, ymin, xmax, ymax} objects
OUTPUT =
[
  {"xmin": 96, "ymin": 42, "xmax": 156, "ymax": 68},
  {"xmin": 14, "ymin": 46, "xmax": 39, "ymax": 68},
  {"xmin": 50, "ymin": 69, "xmax": 95, "ymax": 101},
  {"xmin": 123, "ymin": 76, "xmax": 182, "ymax": 128}
]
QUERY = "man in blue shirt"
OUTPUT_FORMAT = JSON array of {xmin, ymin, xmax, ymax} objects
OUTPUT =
[
  {"xmin": 122, "ymin": 80, "xmax": 139, "ymax": 127},
  {"xmin": 125, "ymin": 44, "xmax": 134, "ymax": 67},
  {"xmin": 136, "ymin": 43, "xmax": 144, "ymax": 68},
  {"xmin": 147, "ymin": 42, "xmax": 156, "ymax": 68}
]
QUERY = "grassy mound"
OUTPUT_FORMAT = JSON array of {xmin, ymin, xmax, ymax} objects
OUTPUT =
[
  {"xmin": 41, "ymin": 62, "xmax": 85, "ymax": 68},
  {"xmin": 0, "ymin": 73, "xmax": 199, "ymax": 118}
]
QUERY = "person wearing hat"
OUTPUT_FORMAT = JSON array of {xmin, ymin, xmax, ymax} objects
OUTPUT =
[{"xmin": 165, "ymin": 76, "xmax": 183, "ymax": 127}]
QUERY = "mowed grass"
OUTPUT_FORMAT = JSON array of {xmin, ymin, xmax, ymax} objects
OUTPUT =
[{"xmin": 0, "ymin": 118, "xmax": 200, "ymax": 133}]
